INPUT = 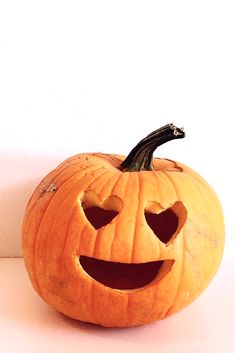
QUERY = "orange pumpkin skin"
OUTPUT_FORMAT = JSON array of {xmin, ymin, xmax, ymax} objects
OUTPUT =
[{"xmin": 22, "ymin": 125, "xmax": 225, "ymax": 327}]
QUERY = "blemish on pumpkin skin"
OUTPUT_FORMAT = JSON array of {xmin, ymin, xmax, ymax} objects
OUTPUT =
[
  {"xmin": 49, "ymin": 275, "xmax": 68, "ymax": 289},
  {"xmin": 40, "ymin": 182, "xmax": 57, "ymax": 195},
  {"xmin": 57, "ymin": 281, "xmax": 68, "ymax": 288}
]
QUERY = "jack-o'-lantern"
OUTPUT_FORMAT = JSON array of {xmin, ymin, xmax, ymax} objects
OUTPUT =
[{"xmin": 22, "ymin": 124, "xmax": 225, "ymax": 327}]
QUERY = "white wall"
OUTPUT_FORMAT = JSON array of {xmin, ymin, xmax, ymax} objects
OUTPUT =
[{"xmin": 0, "ymin": 0, "xmax": 234, "ymax": 257}]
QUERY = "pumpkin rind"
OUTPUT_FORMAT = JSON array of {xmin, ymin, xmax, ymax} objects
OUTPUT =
[{"xmin": 22, "ymin": 127, "xmax": 225, "ymax": 327}]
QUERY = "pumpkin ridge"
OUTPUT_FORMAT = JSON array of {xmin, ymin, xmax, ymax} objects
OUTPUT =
[
  {"xmin": 79, "ymin": 249, "xmax": 98, "ymax": 325},
  {"xmin": 33, "ymin": 166, "xmax": 105, "ymax": 296},
  {"xmin": 91, "ymin": 171, "xmax": 121, "ymax": 259},
  {"xmin": 98, "ymin": 169, "xmax": 121, "ymax": 198},
  {"xmin": 93, "ymin": 171, "xmax": 126, "ymax": 260},
  {"xmin": 109, "ymin": 172, "xmax": 130, "ymax": 260},
  {"xmin": 110, "ymin": 171, "xmax": 138, "ymax": 262},
  {"xmin": 182, "ymin": 170, "xmax": 223, "ymax": 214},
  {"xmin": 151, "ymin": 170, "xmax": 176, "ymax": 210},
  {"xmin": 151, "ymin": 171, "xmax": 162, "ymax": 256},
  {"xmin": 126, "ymin": 289, "xmax": 131, "ymax": 326},
  {"xmin": 127, "ymin": 173, "xmax": 139, "ymax": 262},
  {"xmin": 130, "ymin": 172, "xmax": 142, "ymax": 263},
  {"xmin": 76, "ymin": 224, "xmax": 88, "ymax": 260},
  {"xmin": 90, "ymin": 268, "xmax": 100, "ymax": 326},
  {"xmin": 59, "ymin": 206, "xmax": 79, "ymax": 270},
  {"xmin": 160, "ymin": 171, "xmax": 185, "ymax": 317},
  {"xmin": 126, "ymin": 173, "xmax": 140, "ymax": 326},
  {"xmin": 110, "ymin": 169, "xmax": 128, "ymax": 198},
  {"xmin": 86, "ymin": 169, "xmax": 112, "ymax": 196},
  {"xmin": 111, "ymin": 168, "xmax": 129, "ymax": 199},
  {"xmin": 160, "ymin": 171, "xmax": 179, "ymax": 198}
]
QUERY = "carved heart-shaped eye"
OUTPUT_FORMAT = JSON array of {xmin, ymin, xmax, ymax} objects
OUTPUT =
[
  {"xmin": 83, "ymin": 207, "xmax": 118, "ymax": 230},
  {"xmin": 81, "ymin": 191, "xmax": 122, "ymax": 230},
  {"xmin": 145, "ymin": 201, "xmax": 187, "ymax": 244}
]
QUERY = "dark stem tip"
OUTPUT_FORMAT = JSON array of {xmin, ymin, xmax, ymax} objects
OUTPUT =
[
  {"xmin": 120, "ymin": 123, "xmax": 185, "ymax": 172},
  {"xmin": 168, "ymin": 123, "xmax": 185, "ymax": 138}
]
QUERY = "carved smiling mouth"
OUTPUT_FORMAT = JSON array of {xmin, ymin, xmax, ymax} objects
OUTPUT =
[{"xmin": 80, "ymin": 256, "xmax": 174, "ymax": 290}]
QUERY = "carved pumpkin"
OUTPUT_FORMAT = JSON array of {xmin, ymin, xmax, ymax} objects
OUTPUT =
[{"xmin": 22, "ymin": 124, "xmax": 225, "ymax": 327}]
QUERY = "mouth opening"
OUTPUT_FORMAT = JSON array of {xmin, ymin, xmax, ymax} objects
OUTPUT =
[{"xmin": 79, "ymin": 256, "xmax": 174, "ymax": 290}]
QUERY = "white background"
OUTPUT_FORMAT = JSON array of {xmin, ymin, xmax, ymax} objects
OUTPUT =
[{"xmin": 0, "ymin": 0, "xmax": 234, "ymax": 257}]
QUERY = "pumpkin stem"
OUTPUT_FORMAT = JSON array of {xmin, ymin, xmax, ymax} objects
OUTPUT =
[{"xmin": 120, "ymin": 123, "xmax": 185, "ymax": 172}]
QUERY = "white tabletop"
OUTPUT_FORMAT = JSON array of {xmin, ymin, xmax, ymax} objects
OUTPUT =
[{"xmin": 0, "ymin": 258, "xmax": 234, "ymax": 353}]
